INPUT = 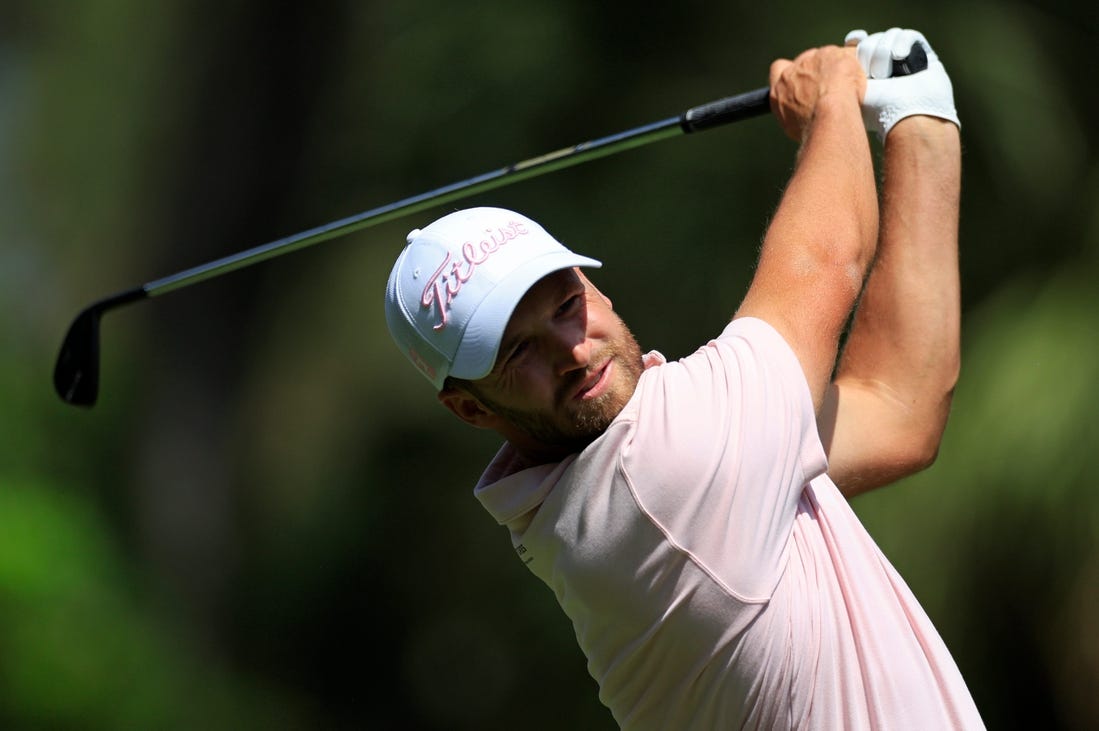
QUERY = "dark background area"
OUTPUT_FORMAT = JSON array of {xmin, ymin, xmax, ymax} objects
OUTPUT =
[{"xmin": 1, "ymin": 1, "xmax": 1096, "ymax": 728}]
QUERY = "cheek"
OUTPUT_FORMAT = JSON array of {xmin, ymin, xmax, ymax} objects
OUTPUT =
[
  {"xmin": 499, "ymin": 364, "xmax": 554, "ymax": 405},
  {"xmin": 587, "ymin": 306, "xmax": 624, "ymax": 341}
]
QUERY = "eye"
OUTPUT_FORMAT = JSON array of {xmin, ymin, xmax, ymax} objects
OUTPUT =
[
  {"xmin": 556, "ymin": 294, "xmax": 582, "ymax": 317},
  {"xmin": 502, "ymin": 339, "xmax": 530, "ymax": 368}
]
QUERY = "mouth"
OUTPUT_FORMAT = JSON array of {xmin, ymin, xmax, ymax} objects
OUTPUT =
[{"xmin": 574, "ymin": 359, "xmax": 613, "ymax": 401}]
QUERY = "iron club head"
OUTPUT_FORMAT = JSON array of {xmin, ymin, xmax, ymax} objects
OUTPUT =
[{"xmin": 53, "ymin": 287, "xmax": 147, "ymax": 407}]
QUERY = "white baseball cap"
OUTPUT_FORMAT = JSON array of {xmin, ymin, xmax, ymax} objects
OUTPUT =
[{"xmin": 385, "ymin": 207, "xmax": 601, "ymax": 390}]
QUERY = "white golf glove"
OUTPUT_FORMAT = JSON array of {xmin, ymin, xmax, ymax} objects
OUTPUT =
[{"xmin": 845, "ymin": 28, "xmax": 960, "ymax": 141}]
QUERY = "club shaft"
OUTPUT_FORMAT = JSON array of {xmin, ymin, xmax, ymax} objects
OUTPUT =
[
  {"xmin": 145, "ymin": 118, "xmax": 682, "ymax": 296},
  {"xmin": 144, "ymin": 86, "xmax": 770, "ymax": 297}
]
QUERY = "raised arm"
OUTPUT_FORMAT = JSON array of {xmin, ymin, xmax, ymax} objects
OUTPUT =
[
  {"xmin": 735, "ymin": 45, "xmax": 878, "ymax": 410},
  {"xmin": 817, "ymin": 29, "xmax": 963, "ymax": 496}
]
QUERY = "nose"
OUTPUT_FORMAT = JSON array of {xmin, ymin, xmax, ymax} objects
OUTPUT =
[{"xmin": 552, "ymin": 323, "xmax": 590, "ymax": 376}]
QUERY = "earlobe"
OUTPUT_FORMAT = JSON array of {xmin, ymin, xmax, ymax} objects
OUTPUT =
[{"xmin": 437, "ymin": 387, "xmax": 497, "ymax": 429}]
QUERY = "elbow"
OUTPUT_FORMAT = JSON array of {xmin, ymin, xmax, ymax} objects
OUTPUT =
[
  {"xmin": 844, "ymin": 428, "xmax": 944, "ymax": 498},
  {"xmin": 899, "ymin": 432, "xmax": 943, "ymax": 476},
  {"xmin": 894, "ymin": 391, "xmax": 957, "ymax": 477},
  {"xmin": 831, "ymin": 381, "xmax": 957, "ymax": 498}
]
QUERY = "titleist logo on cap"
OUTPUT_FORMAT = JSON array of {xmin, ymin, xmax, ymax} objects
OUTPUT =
[{"xmin": 420, "ymin": 220, "xmax": 530, "ymax": 330}]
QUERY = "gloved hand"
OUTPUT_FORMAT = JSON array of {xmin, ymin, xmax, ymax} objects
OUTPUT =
[{"xmin": 845, "ymin": 28, "xmax": 960, "ymax": 141}]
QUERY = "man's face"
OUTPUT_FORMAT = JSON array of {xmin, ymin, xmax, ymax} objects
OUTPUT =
[{"xmin": 451, "ymin": 268, "xmax": 644, "ymax": 456}]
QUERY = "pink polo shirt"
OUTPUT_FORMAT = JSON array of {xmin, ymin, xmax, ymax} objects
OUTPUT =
[{"xmin": 474, "ymin": 317, "xmax": 983, "ymax": 729}]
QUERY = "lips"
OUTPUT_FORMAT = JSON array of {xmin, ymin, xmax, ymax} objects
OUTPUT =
[{"xmin": 575, "ymin": 359, "xmax": 613, "ymax": 401}]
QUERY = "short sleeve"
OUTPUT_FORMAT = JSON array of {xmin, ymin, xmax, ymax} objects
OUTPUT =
[{"xmin": 620, "ymin": 317, "xmax": 828, "ymax": 600}]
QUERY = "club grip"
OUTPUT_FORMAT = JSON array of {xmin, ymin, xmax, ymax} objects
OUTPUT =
[
  {"xmin": 890, "ymin": 40, "xmax": 928, "ymax": 76},
  {"xmin": 679, "ymin": 41, "xmax": 929, "ymax": 135},
  {"xmin": 680, "ymin": 87, "xmax": 770, "ymax": 133}
]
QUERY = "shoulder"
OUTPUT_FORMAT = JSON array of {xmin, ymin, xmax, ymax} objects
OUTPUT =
[
  {"xmin": 651, "ymin": 317, "xmax": 808, "ymax": 396},
  {"xmin": 623, "ymin": 317, "xmax": 808, "ymax": 410},
  {"xmin": 622, "ymin": 316, "xmax": 825, "ymax": 481}
]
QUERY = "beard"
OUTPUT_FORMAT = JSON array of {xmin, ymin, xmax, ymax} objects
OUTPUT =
[{"xmin": 471, "ymin": 323, "xmax": 645, "ymax": 452}]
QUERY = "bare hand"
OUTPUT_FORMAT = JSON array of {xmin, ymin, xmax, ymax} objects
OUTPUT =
[{"xmin": 769, "ymin": 46, "xmax": 866, "ymax": 141}]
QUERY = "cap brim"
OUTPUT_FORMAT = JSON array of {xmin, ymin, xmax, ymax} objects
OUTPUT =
[{"xmin": 448, "ymin": 252, "xmax": 601, "ymax": 382}]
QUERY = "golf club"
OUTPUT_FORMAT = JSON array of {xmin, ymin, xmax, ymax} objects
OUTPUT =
[{"xmin": 52, "ymin": 41, "xmax": 927, "ymax": 408}]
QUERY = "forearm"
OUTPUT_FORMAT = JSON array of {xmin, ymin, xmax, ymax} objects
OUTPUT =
[
  {"xmin": 766, "ymin": 95, "xmax": 879, "ymax": 274},
  {"xmin": 738, "ymin": 90, "xmax": 879, "ymax": 407},
  {"xmin": 825, "ymin": 116, "xmax": 962, "ymax": 493}
]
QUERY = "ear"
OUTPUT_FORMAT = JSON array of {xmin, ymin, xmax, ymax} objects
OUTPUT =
[{"xmin": 437, "ymin": 386, "xmax": 498, "ymax": 429}]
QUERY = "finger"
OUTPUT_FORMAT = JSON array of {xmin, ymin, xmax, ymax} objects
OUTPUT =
[
  {"xmin": 769, "ymin": 58, "xmax": 792, "ymax": 88},
  {"xmin": 844, "ymin": 29, "xmax": 867, "ymax": 47},
  {"xmin": 902, "ymin": 29, "xmax": 936, "ymax": 62},
  {"xmin": 855, "ymin": 33, "xmax": 877, "ymax": 75},
  {"xmin": 891, "ymin": 29, "xmax": 919, "ymax": 60},
  {"xmin": 869, "ymin": 27, "xmax": 902, "ymax": 78}
]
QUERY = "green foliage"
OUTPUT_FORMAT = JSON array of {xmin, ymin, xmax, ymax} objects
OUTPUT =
[{"xmin": 0, "ymin": 479, "xmax": 304, "ymax": 729}]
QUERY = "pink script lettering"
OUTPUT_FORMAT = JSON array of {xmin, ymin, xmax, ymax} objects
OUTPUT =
[{"xmin": 420, "ymin": 220, "xmax": 530, "ymax": 330}]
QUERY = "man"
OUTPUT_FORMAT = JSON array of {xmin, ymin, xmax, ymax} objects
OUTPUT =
[{"xmin": 384, "ymin": 27, "xmax": 982, "ymax": 730}]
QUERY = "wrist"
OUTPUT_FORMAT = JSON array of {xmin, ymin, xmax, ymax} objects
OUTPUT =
[
  {"xmin": 886, "ymin": 115, "xmax": 961, "ymax": 147},
  {"xmin": 812, "ymin": 89, "xmax": 864, "ymax": 130}
]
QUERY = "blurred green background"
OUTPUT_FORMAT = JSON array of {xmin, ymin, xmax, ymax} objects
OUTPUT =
[{"xmin": 2, "ymin": 1, "xmax": 1096, "ymax": 728}]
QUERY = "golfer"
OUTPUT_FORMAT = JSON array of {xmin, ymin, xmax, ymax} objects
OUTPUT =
[{"xmin": 385, "ymin": 27, "xmax": 983, "ymax": 729}]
